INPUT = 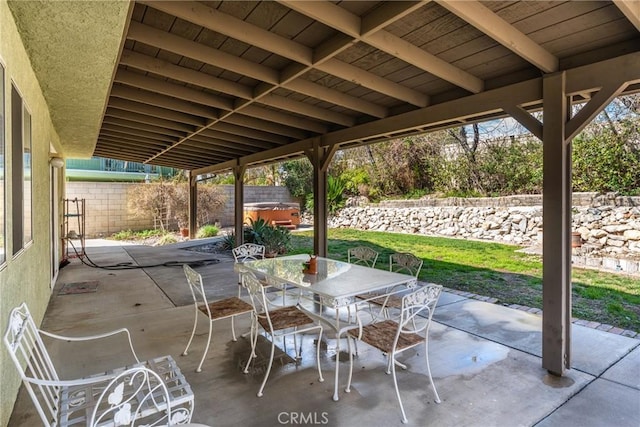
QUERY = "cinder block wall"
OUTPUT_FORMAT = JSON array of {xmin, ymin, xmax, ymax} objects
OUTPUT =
[{"xmin": 65, "ymin": 182, "xmax": 298, "ymax": 237}]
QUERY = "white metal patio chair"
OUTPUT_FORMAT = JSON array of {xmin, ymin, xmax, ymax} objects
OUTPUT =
[
  {"xmin": 232, "ymin": 243, "xmax": 265, "ymax": 292},
  {"xmin": 182, "ymin": 264, "xmax": 253, "ymax": 372},
  {"xmin": 242, "ymin": 271, "xmax": 324, "ymax": 397},
  {"xmin": 233, "ymin": 243, "xmax": 289, "ymax": 305},
  {"xmin": 4, "ymin": 303, "xmax": 195, "ymax": 427},
  {"xmin": 346, "ymin": 284, "xmax": 443, "ymax": 424},
  {"xmin": 347, "ymin": 246, "xmax": 379, "ymax": 267},
  {"xmin": 362, "ymin": 252, "xmax": 424, "ymax": 319},
  {"xmin": 346, "ymin": 246, "xmax": 380, "ymax": 323},
  {"xmin": 91, "ymin": 366, "xmax": 212, "ymax": 427}
]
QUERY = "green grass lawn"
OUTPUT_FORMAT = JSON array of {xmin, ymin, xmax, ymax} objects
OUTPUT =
[{"xmin": 289, "ymin": 228, "xmax": 640, "ymax": 332}]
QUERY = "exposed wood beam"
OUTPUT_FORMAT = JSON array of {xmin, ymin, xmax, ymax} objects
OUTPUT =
[
  {"xmin": 115, "ymin": 68, "xmax": 234, "ymax": 111},
  {"xmin": 100, "ymin": 132, "xmax": 232, "ymax": 159},
  {"xmin": 102, "ymin": 117, "xmax": 187, "ymax": 138},
  {"xmin": 501, "ymin": 104, "xmax": 543, "ymax": 140},
  {"xmin": 100, "ymin": 131, "xmax": 171, "ymax": 148},
  {"xmin": 238, "ymin": 106, "xmax": 324, "ymax": 135},
  {"xmin": 116, "ymin": 50, "xmax": 330, "ymax": 133},
  {"xmin": 224, "ymin": 113, "xmax": 316, "ymax": 139},
  {"xmin": 105, "ymin": 108, "xmax": 196, "ymax": 133},
  {"xmin": 120, "ymin": 49, "xmax": 252, "ymax": 99},
  {"xmin": 142, "ymin": 1, "xmax": 313, "ymax": 66},
  {"xmin": 366, "ymin": 31, "xmax": 484, "ymax": 93},
  {"xmin": 96, "ymin": 138, "xmax": 161, "ymax": 154},
  {"xmin": 361, "ymin": 1, "xmax": 430, "ymax": 35},
  {"xmin": 187, "ymin": 136, "xmax": 255, "ymax": 156},
  {"xmin": 141, "ymin": 2, "xmax": 427, "ymax": 106},
  {"xmin": 198, "ymin": 128, "xmax": 278, "ymax": 150},
  {"xmin": 258, "ymin": 93, "xmax": 355, "ymax": 127},
  {"xmin": 437, "ymin": 0, "xmax": 559, "ymax": 73},
  {"xmin": 108, "ymin": 98, "xmax": 206, "ymax": 126},
  {"xmin": 101, "ymin": 123, "xmax": 178, "ymax": 143},
  {"xmin": 614, "ymin": 0, "xmax": 640, "ymax": 31},
  {"xmin": 317, "ymin": 59, "xmax": 429, "ymax": 107},
  {"xmin": 566, "ymin": 82, "xmax": 626, "ymax": 141},
  {"xmin": 285, "ymin": 76, "xmax": 388, "ymax": 119},
  {"xmin": 211, "ymin": 122, "xmax": 290, "ymax": 145},
  {"xmin": 283, "ymin": 0, "xmax": 482, "ymax": 95},
  {"xmin": 110, "ymin": 85, "xmax": 218, "ymax": 118},
  {"xmin": 127, "ymin": 21, "xmax": 279, "ymax": 84}
]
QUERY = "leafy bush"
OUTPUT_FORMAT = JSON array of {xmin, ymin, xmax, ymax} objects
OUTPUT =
[
  {"xmin": 246, "ymin": 217, "xmax": 271, "ymax": 245},
  {"xmin": 305, "ymin": 175, "xmax": 347, "ymax": 214},
  {"xmin": 241, "ymin": 217, "xmax": 292, "ymax": 254},
  {"xmin": 281, "ymin": 158, "xmax": 313, "ymax": 210},
  {"xmin": 573, "ymin": 125, "xmax": 640, "ymax": 195},
  {"xmin": 260, "ymin": 225, "xmax": 291, "ymax": 255},
  {"xmin": 196, "ymin": 225, "xmax": 220, "ymax": 238},
  {"xmin": 156, "ymin": 233, "xmax": 178, "ymax": 246},
  {"xmin": 221, "ymin": 232, "xmax": 236, "ymax": 250}
]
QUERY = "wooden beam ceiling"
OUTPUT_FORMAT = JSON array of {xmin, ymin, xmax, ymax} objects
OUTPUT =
[{"xmin": 93, "ymin": 1, "xmax": 639, "ymax": 171}]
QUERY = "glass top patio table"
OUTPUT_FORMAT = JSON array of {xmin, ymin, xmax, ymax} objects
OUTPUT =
[
  {"xmin": 236, "ymin": 254, "xmax": 419, "ymax": 401},
  {"xmin": 236, "ymin": 254, "xmax": 418, "ymax": 308}
]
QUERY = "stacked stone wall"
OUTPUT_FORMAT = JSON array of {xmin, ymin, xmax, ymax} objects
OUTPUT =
[{"xmin": 328, "ymin": 193, "xmax": 640, "ymax": 274}]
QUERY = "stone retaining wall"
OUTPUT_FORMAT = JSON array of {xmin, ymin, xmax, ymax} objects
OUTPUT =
[{"xmin": 328, "ymin": 197, "xmax": 640, "ymax": 274}]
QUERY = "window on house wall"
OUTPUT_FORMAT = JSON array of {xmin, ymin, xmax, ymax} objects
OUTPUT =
[
  {"xmin": 11, "ymin": 83, "xmax": 32, "ymax": 255},
  {"xmin": 0, "ymin": 64, "xmax": 5, "ymax": 265},
  {"xmin": 23, "ymin": 105, "xmax": 32, "ymax": 246}
]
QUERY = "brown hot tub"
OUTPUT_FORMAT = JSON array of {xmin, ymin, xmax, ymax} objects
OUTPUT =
[{"xmin": 243, "ymin": 202, "xmax": 300, "ymax": 228}]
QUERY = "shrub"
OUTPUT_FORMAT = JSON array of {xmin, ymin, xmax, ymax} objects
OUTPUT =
[
  {"xmin": 221, "ymin": 232, "xmax": 236, "ymax": 250},
  {"xmin": 156, "ymin": 233, "xmax": 178, "ymax": 246},
  {"xmin": 196, "ymin": 225, "xmax": 220, "ymax": 238}
]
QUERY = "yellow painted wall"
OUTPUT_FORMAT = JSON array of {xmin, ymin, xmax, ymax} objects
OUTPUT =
[{"xmin": 0, "ymin": 2, "xmax": 63, "ymax": 425}]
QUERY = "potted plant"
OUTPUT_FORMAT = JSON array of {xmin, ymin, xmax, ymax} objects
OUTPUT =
[{"xmin": 260, "ymin": 225, "xmax": 291, "ymax": 258}]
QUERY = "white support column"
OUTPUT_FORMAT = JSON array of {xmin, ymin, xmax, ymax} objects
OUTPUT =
[
  {"xmin": 188, "ymin": 172, "xmax": 198, "ymax": 238},
  {"xmin": 233, "ymin": 163, "xmax": 246, "ymax": 246},
  {"xmin": 542, "ymin": 72, "xmax": 572, "ymax": 376}
]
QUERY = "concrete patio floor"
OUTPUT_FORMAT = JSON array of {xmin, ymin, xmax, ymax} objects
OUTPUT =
[{"xmin": 8, "ymin": 239, "xmax": 639, "ymax": 426}]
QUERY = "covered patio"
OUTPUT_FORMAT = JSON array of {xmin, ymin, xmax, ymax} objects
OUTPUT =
[
  {"xmin": 2, "ymin": 1, "xmax": 640, "ymax": 425},
  {"xmin": 8, "ymin": 239, "xmax": 639, "ymax": 426}
]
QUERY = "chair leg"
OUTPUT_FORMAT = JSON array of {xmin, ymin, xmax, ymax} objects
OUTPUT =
[
  {"xmin": 345, "ymin": 336, "xmax": 354, "ymax": 393},
  {"xmin": 257, "ymin": 334, "xmax": 276, "ymax": 397},
  {"xmin": 316, "ymin": 328, "xmax": 324, "ymax": 384},
  {"xmin": 231, "ymin": 315, "xmax": 237, "ymax": 342},
  {"xmin": 425, "ymin": 339, "xmax": 441, "ymax": 404},
  {"xmin": 243, "ymin": 316, "xmax": 258, "ymax": 374},
  {"xmin": 293, "ymin": 331, "xmax": 300, "ymax": 359},
  {"xmin": 390, "ymin": 351, "xmax": 409, "ymax": 424},
  {"xmin": 182, "ymin": 307, "xmax": 198, "ymax": 357},
  {"xmin": 196, "ymin": 320, "xmax": 213, "ymax": 373}
]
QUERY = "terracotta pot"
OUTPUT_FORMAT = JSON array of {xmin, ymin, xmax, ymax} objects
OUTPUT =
[
  {"xmin": 180, "ymin": 228, "xmax": 189, "ymax": 237},
  {"xmin": 571, "ymin": 232, "xmax": 582, "ymax": 248}
]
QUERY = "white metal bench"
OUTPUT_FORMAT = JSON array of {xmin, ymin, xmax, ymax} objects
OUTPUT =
[{"xmin": 4, "ymin": 303, "xmax": 195, "ymax": 426}]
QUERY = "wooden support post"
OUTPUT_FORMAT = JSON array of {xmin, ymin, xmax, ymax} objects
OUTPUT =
[
  {"xmin": 542, "ymin": 72, "xmax": 572, "ymax": 376},
  {"xmin": 306, "ymin": 140, "xmax": 337, "ymax": 257},
  {"xmin": 233, "ymin": 163, "xmax": 246, "ymax": 247},
  {"xmin": 188, "ymin": 172, "xmax": 198, "ymax": 238}
]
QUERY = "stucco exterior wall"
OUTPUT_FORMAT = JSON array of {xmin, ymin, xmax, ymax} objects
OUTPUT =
[{"xmin": 0, "ymin": 3, "xmax": 63, "ymax": 425}]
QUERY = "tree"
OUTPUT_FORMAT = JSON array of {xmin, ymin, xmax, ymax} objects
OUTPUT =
[{"xmin": 281, "ymin": 158, "xmax": 313, "ymax": 209}]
